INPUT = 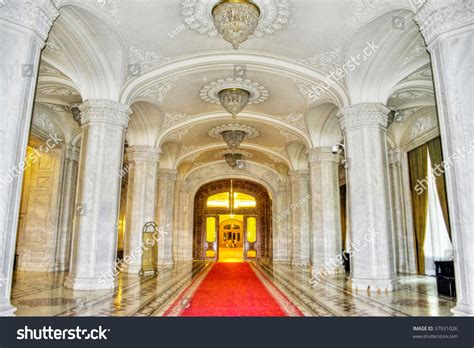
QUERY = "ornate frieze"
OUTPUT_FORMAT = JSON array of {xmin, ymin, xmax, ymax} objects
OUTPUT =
[
  {"xmin": 0, "ymin": 0, "xmax": 59, "ymax": 41},
  {"xmin": 337, "ymin": 103, "xmax": 390, "ymax": 131},
  {"xmin": 79, "ymin": 100, "xmax": 132, "ymax": 128},
  {"xmin": 415, "ymin": 0, "xmax": 474, "ymax": 46},
  {"xmin": 126, "ymin": 146, "xmax": 161, "ymax": 164},
  {"xmin": 307, "ymin": 147, "xmax": 341, "ymax": 165}
]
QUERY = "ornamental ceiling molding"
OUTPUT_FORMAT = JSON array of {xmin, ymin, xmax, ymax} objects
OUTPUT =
[
  {"xmin": 135, "ymin": 77, "xmax": 177, "ymax": 106},
  {"xmin": 92, "ymin": 0, "xmax": 125, "ymax": 25},
  {"xmin": 391, "ymin": 90, "xmax": 433, "ymax": 99},
  {"xmin": 275, "ymin": 126, "xmax": 300, "ymax": 142},
  {"xmin": 403, "ymin": 36, "xmax": 427, "ymax": 66},
  {"xmin": 44, "ymin": 35, "xmax": 67, "ymax": 61},
  {"xmin": 403, "ymin": 68, "xmax": 432, "ymax": 81},
  {"xmin": 292, "ymin": 78, "xmax": 334, "ymax": 106},
  {"xmin": 181, "ymin": 0, "xmax": 291, "ymax": 38},
  {"xmin": 200, "ymin": 77, "xmax": 269, "ymax": 105},
  {"xmin": 163, "ymin": 113, "xmax": 192, "ymax": 129},
  {"xmin": 411, "ymin": 116, "xmax": 435, "ymax": 138},
  {"xmin": 296, "ymin": 48, "xmax": 344, "ymax": 74},
  {"xmin": 37, "ymin": 86, "xmax": 80, "ymax": 96},
  {"xmin": 166, "ymin": 125, "xmax": 194, "ymax": 142},
  {"xmin": 39, "ymin": 64, "xmax": 63, "ymax": 76},
  {"xmin": 213, "ymin": 149, "xmax": 253, "ymax": 159},
  {"xmin": 208, "ymin": 124, "xmax": 259, "ymax": 140},
  {"xmin": 277, "ymin": 113, "xmax": 307, "ymax": 132},
  {"xmin": 351, "ymin": 0, "xmax": 393, "ymax": 24},
  {"xmin": 128, "ymin": 46, "xmax": 173, "ymax": 76}
]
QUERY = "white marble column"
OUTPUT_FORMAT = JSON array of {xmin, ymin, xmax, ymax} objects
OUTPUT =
[
  {"xmin": 337, "ymin": 103, "xmax": 398, "ymax": 291},
  {"xmin": 415, "ymin": 0, "xmax": 474, "ymax": 315},
  {"xmin": 56, "ymin": 145, "xmax": 80, "ymax": 272},
  {"xmin": 308, "ymin": 148, "xmax": 343, "ymax": 272},
  {"xmin": 65, "ymin": 100, "xmax": 131, "ymax": 290},
  {"xmin": 289, "ymin": 170, "xmax": 311, "ymax": 266},
  {"xmin": 157, "ymin": 169, "xmax": 177, "ymax": 266},
  {"xmin": 122, "ymin": 146, "xmax": 161, "ymax": 274},
  {"xmin": 0, "ymin": 0, "xmax": 58, "ymax": 316}
]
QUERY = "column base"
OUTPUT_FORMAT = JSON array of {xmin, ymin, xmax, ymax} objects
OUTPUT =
[
  {"xmin": 451, "ymin": 303, "xmax": 474, "ymax": 316},
  {"xmin": 64, "ymin": 274, "xmax": 115, "ymax": 291},
  {"xmin": 350, "ymin": 276, "xmax": 400, "ymax": 292},
  {"xmin": 0, "ymin": 302, "xmax": 17, "ymax": 316}
]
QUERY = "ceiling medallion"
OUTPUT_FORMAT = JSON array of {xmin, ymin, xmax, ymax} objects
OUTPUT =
[
  {"xmin": 208, "ymin": 123, "xmax": 259, "ymax": 141},
  {"xmin": 214, "ymin": 149, "xmax": 253, "ymax": 159},
  {"xmin": 218, "ymin": 88, "xmax": 251, "ymax": 118},
  {"xmin": 200, "ymin": 77, "xmax": 269, "ymax": 111},
  {"xmin": 212, "ymin": 0, "xmax": 261, "ymax": 50},
  {"xmin": 182, "ymin": 0, "xmax": 291, "ymax": 40}
]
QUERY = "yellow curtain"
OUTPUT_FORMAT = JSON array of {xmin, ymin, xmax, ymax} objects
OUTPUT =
[
  {"xmin": 339, "ymin": 185, "xmax": 347, "ymax": 251},
  {"xmin": 427, "ymin": 137, "xmax": 451, "ymax": 239},
  {"xmin": 408, "ymin": 145, "xmax": 429, "ymax": 274}
]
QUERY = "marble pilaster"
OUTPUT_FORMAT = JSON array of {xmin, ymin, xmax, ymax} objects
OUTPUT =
[
  {"xmin": 273, "ymin": 180, "xmax": 291, "ymax": 262},
  {"xmin": 415, "ymin": 0, "xmax": 474, "ymax": 315},
  {"xmin": 0, "ymin": 0, "xmax": 59, "ymax": 316},
  {"xmin": 308, "ymin": 148, "xmax": 343, "ymax": 273},
  {"xmin": 157, "ymin": 169, "xmax": 177, "ymax": 266},
  {"xmin": 65, "ymin": 100, "xmax": 131, "ymax": 290},
  {"xmin": 289, "ymin": 170, "xmax": 311, "ymax": 266},
  {"xmin": 337, "ymin": 103, "xmax": 399, "ymax": 291},
  {"xmin": 122, "ymin": 146, "xmax": 161, "ymax": 274}
]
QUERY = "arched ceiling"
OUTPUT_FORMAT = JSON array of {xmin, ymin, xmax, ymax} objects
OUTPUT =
[{"xmin": 37, "ymin": 0, "xmax": 434, "ymax": 174}]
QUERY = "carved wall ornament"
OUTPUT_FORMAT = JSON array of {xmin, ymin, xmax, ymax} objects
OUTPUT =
[
  {"xmin": 38, "ymin": 86, "xmax": 79, "ymax": 96},
  {"xmin": 93, "ymin": 0, "xmax": 125, "ymax": 24},
  {"xmin": 136, "ymin": 77, "xmax": 177, "ymax": 105},
  {"xmin": 181, "ymin": 0, "xmax": 290, "ymax": 39},
  {"xmin": 128, "ymin": 46, "xmax": 172, "ymax": 73},
  {"xmin": 162, "ymin": 113, "xmax": 192, "ymax": 129},
  {"xmin": 293, "ymin": 78, "xmax": 333, "ymax": 105},
  {"xmin": 391, "ymin": 90, "xmax": 432, "ymax": 99},
  {"xmin": 351, "ymin": 0, "xmax": 393, "ymax": 24},
  {"xmin": 403, "ymin": 37, "xmax": 428, "ymax": 66},
  {"xmin": 167, "ymin": 125, "xmax": 193, "ymax": 141},
  {"xmin": 411, "ymin": 116, "xmax": 435, "ymax": 138},
  {"xmin": 404, "ymin": 68, "xmax": 432, "ymax": 81},
  {"xmin": 296, "ymin": 48, "xmax": 344, "ymax": 74},
  {"xmin": 200, "ymin": 77, "xmax": 269, "ymax": 105},
  {"xmin": 276, "ymin": 126, "xmax": 300, "ymax": 142},
  {"xmin": 279, "ymin": 113, "xmax": 307, "ymax": 131},
  {"xmin": 208, "ymin": 124, "xmax": 259, "ymax": 140}
]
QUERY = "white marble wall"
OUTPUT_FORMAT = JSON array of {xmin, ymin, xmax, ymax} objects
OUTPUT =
[
  {"xmin": 308, "ymin": 148, "xmax": 343, "ymax": 272},
  {"xmin": 122, "ymin": 146, "xmax": 161, "ymax": 274},
  {"xmin": 273, "ymin": 180, "xmax": 291, "ymax": 261},
  {"xmin": 0, "ymin": 0, "xmax": 59, "ymax": 316},
  {"xmin": 289, "ymin": 170, "xmax": 311, "ymax": 266},
  {"xmin": 173, "ymin": 178, "xmax": 194, "ymax": 261},
  {"xmin": 65, "ymin": 100, "xmax": 131, "ymax": 290},
  {"xmin": 157, "ymin": 169, "xmax": 177, "ymax": 265},
  {"xmin": 338, "ymin": 103, "xmax": 399, "ymax": 291},
  {"xmin": 415, "ymin": 0, "xmax": 474, "ymax": 315}
]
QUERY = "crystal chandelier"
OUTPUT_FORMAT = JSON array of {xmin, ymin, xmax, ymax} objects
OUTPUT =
[
  {"xmin": 222, "ymin": 130, "xmax": 247, "ymax": 148},
  {"xmin": 224, "ymin": 153, "xmax": 243, "ymax": 169},
  {"xmin": 218, "ymin": 88, "xmax": 251, "ymax": 118},
  {"xmin": 212, "ymin": 0, "xmax": 261, "ymax": 50}
]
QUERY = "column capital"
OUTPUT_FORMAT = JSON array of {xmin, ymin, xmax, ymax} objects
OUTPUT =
[
  {"xmin": 0, "ymin": 0, "xmax": 59, "ymax": 42},
  {"xmin": 307, "ymin": 147, "xmax": 342, "ymax": 165},
  {"xmin": 337, "ymin": 103, "xmax": 390, "ymax": 131},
  {"xmin": 415, "ymin": 0, "xmax": 474, "ymax": 47},
  {"xmin": 388, "ymin": 148, "xmax": 402, "ymax": 166},
  {"xmin": 65, "ymin": 145, "xmax": 80, "ymax": 162},
  {"xmin": 79, "ymin": 100, "xmax": 132, "ymax": 128},
  {"xmin": 288, "ymin": 170, "xmax": 309, "ymax": 183},
  {"xmin": 126, "ymin": 146, "xmax": 161, "ymax": 164}
]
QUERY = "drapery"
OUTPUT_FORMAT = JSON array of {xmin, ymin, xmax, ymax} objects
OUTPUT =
[
  {"xmin": 408, "ymin": 146, "xmax": 429, "ymax": 274},
  {"xmin": 427, "ymin": 137, "xmax": 451, "ymax": 239}
]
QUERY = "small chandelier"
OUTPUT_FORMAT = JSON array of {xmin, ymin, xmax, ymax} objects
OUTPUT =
[
  {"xmin": 222, "ymin": 130, "xmax": 247, "ymax": 148},
  {"xmin": 219, "ymin": 88, "xmax": 251, "ymax": 118},
  {"xmin": 212, "ymin": 0, "xmax": 261, "ymax": 50},
  {"xmin": 224, "ymin": 153, "xmax": 243, "ymax": 169}
]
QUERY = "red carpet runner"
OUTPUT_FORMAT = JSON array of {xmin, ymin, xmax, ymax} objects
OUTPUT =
[{"xmin": 164, "ymin": 263, "xmax": 303, "ymax": 317}]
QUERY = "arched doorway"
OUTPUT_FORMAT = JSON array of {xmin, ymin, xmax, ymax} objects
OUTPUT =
[{"xmin": 193, "ymin": 179, "xmax": 272, "ymax": 262}]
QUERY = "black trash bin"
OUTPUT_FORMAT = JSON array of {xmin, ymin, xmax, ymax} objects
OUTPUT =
[{"xmin": 434, "ymin": 261, "xmax": 456, "ymax": 298}]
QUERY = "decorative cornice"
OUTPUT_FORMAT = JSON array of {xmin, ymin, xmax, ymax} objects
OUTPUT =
[
  {"xmin": 415, "ymin": 0, "xmax": 474, "ymax": 47},
  {"xmin": 127, "ymin": 146, "xmax": 161, "ymax": 163},
  {"xmin": 307, "ymin": 147, "xmax": 341, "ymax": 165},
  {"xmin": 337, "ymin": 103, "xmax": 390, "ymax": 131},
  {"xmin": 79, "ymin": 100, "xmax": 132, "ymax": 128},
  {"xmin": 0, "ymin": 0, "xmax": 59, "ymax": 42}
]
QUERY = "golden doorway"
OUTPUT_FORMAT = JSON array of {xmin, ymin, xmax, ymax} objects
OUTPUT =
[{"xmin": 218, "ymin": 217, "xmax": 244, "ymax": 262}]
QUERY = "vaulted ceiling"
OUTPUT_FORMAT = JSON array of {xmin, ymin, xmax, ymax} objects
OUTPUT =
[{"xmin": 34, "ymin": 0, "xmax": 437, "ymax": 178}]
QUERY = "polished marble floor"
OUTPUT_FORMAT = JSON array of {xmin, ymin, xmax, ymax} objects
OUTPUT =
[{"xmin": 10, "ymin": 261, "xmax": 455, "ymax": 317}]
